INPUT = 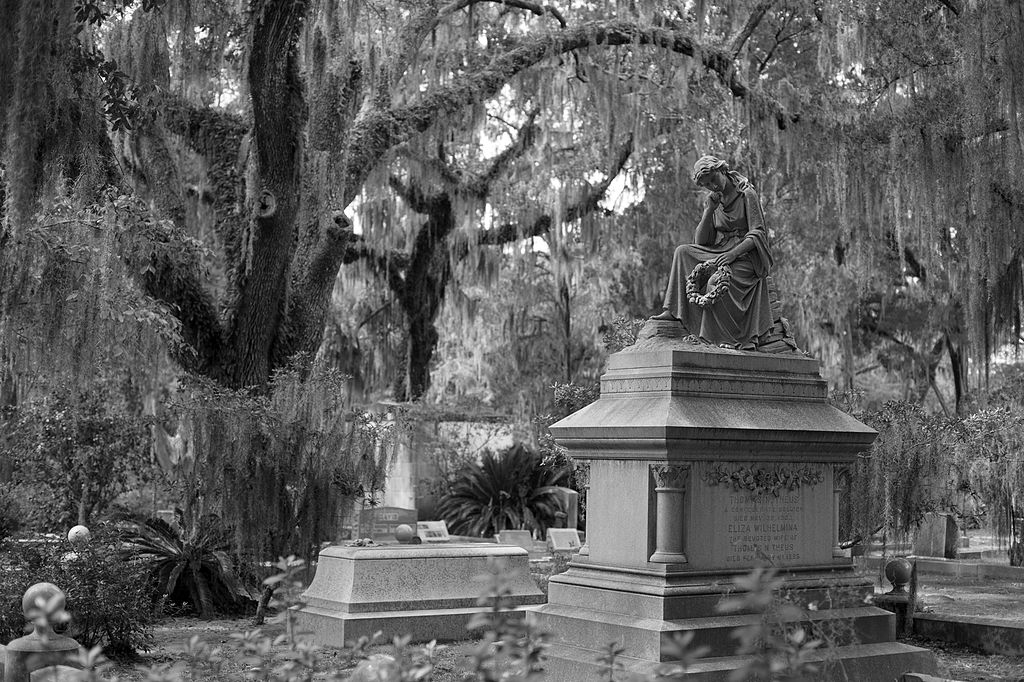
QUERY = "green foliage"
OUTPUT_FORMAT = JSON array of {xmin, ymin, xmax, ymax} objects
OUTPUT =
[
  {"xmin": 437, "ymin": 444, "xmax": 569, "ymax": 538},
  {"xmin": 0, "ymin": 380, "xmax": 150, "ymax": 529},
  {"xmin": 717, "ymin": 568, "xmax": 822, "ymax": 682},
  {"xmin": 0, "ymin": 529, "xmax": 155, "ymax": 658},
  {"xmin": 121, "ymin": 516, "xmax": 253, "ymax": 619}
]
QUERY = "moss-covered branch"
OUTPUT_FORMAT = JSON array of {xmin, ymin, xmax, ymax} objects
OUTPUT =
[{"xmin": 341, "ymin": 19, "xmax": 791, "ymax": 209}]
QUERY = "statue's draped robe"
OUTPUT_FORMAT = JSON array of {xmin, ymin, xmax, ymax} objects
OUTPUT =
[{"xmin": 662, "ymin": 181, "xmax": 774, "ymax": 347}]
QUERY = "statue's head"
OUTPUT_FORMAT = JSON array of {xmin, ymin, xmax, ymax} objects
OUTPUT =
[{"xmin": 692, "ymin": 155, "xmax": 730, "ymax": 193}]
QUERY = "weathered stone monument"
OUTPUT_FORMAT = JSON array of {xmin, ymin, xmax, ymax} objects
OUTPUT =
[{"xmin": 529, "ymin": 319, "xmax": 939, "ymax": 680}]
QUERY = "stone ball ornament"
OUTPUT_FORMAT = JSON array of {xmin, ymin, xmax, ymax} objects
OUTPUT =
[
  {"xmin": 67, "ymin": 524, "xmax": 91, "ymax": 546},
  {"xmin": 884, "ymin": 556, "xmax": 913, "ymax": 593},
  {"xmin": 394, "ymin": 524, "xmax": 415, "ymax": 543},
  {"xmin": 22, "ymin": 582, "xmax": 67, "ymax": 621}
]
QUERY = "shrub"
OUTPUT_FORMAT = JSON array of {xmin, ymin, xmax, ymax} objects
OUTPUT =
[
  {"xmin": 437, "ymin": 443, "xmax": 568, "ymax": 538},
  {"xmin": 0, "ymin": 383, "xmax": 150, "ymax": 529},
  {"xmin": 0, "ymin": 528, "xmax": 154, "ymax": 658},
  {"xmin": 120, "ymin": 515, "xmax": 254, "ymax": 619}
]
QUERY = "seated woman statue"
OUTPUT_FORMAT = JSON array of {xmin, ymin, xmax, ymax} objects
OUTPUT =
[{"xmin": 651, "ymin": 155, "xmax": 775, "ymax": 351}]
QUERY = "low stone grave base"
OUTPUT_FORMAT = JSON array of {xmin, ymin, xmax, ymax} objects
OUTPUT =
[
  {"xmin": 913, "ymin": 612, "xmax": 1024, "ymax": 656},
  {"xmin": 295, "ymin": 543, "xmax": 544, "ymax": 648}
]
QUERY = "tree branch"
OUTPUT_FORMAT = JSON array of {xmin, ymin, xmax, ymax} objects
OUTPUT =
[
  {"xmin": 468, "ymin": 107, "xmax": 541, "ymax": 197},
  {"xmin": 467, "ymin": 133, "xmax": 633, "ymax": 250},
  {"xmin": 439, "ymin": 0, "xmax": 567, "ymax": 28},
  {"xmin": 565, "ymin": 133, "xmax": 633, "ymax": 223},
  {"xmin": 730, "ymin": 0, "xmax": 776, "ymax": 58},
  {"xmin": 341, "ymin": 18, "xmax": 792, "ymax": 209},
  {"xmin": 935, "ymin": 0, "xmax": 961, "ymax": 16},
  {"xmin": 389, "ymin": 174, "xmax": 436, "ymax": 213}
]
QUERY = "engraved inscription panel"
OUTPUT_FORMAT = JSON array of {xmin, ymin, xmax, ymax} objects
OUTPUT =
[
  {"xmin": 691, "ymin": 462, "xmax": 833, "ymax": 569},
  {"xmin": 721, "ymin": 492, "xmax": 803, "ymax": 565}
]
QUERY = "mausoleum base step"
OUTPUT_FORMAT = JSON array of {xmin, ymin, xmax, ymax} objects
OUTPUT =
[
  {"xmin": 548, "ymin": 568, "xmax": 874, "ymax": 620},
  {"xmin": 531, "ymin": 603, "xmax": 896, "ymax": 660},
  {"xmin": 538, "ymin": 639, "xmax": 939, "ymax": 682}
]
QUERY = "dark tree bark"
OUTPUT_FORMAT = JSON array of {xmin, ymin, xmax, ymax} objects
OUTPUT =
[{"xmin": 354, "ymin": 129, "xmax": 633, "ymax": 401}]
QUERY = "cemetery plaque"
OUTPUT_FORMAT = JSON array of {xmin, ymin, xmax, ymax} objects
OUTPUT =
[
  {"xmin": 546, "ymin": 528, "xmax": 582, "ymax": 553},
  {"xmin": 359, "ymin": 506, "xmax": 418, "ymax": 540},
  {"xmin": 416, "ymin": 520, "xmax": 450, "ymax": 543}
]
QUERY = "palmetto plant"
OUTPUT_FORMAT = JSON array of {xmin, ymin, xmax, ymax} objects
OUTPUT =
[
  {"xmin": 121, "ymin": 516, "xmax": 252, "ymax": 619},
  {"xmin": 437, "ymin": 444, "xmax": 569, "ymax": 538}
]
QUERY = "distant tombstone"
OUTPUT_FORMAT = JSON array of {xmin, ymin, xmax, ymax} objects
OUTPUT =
[
  {"xmin": 913, "ymin": 513, "xmax": 959, "ymax": 559},
  {"xmin": 497, "ymin": 530, "xmax": 535, "ymax": 553},
  {"xmin": 551, "ymin": 487, "xmax": 579, "ymax": 529},
  {"xmin": 546, "ymin": 528, "xmax": 582, "ymax": 554},
  {"xmin": 416, "ymin": 520, "xmax": 450, "ymax": 543},
  {"xmin": 359, "ymin": 507, "xmax": 418, "ymax": 540}
]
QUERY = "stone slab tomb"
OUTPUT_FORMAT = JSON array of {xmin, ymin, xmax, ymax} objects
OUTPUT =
[
  {"xmin": 296, "ymin": 543, "xmax": 544, "ymax": 647},
  {"xmin": 529, "ymin": 321, "xmax": 938, "ymax": 681}
]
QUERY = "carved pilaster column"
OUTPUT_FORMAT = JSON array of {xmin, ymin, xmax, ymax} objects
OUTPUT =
[
  {"xmin": 833, "ymin": 465, "xmax": 851, "ymax": 558},
  {"xmin": 576, "ymin": 461, "xmax": 591, "ymax": 556},
  {"xmin": 649, "ymin": 464, "xmax": 690, "ymax": 564}
]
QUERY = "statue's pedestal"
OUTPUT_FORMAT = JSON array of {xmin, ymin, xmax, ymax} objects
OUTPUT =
[{"xmin": 530, "ymin": 328, "xmax": 937, "ymax": 680}]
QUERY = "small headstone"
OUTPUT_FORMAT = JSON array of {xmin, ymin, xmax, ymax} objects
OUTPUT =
[
  {"xmin": 497, "ymin": 530, "xmax": 534, "ymax": 553},
  {"xmin": 546, "ymin": 528, "xmax": 582, "ymax": 554},
  {"xmin": 913, "ymin": 513, "xmax": 959, "ymax": 559},
  {"xmin": 550, "ymin": 487, "xmax": 579, "ymax": 529},
  {"xmin": 359, "ymin": 506, "xmax": 419, "ymax": 541},
  {"xmin": 416, "ymin": 520, "xmax": 450, "ymax": 543}
]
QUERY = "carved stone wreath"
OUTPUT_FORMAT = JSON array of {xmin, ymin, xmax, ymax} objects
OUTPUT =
[
  {"xmin": 686, "ymin": 260, "xmax": 733, "ymax": 308},
  {"xmin": 701, "ymin": 463, "xmax": 825, "ymax": 498}
]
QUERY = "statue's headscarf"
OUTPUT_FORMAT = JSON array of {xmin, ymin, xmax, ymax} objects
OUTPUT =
[
  {"xmin": 691, "ymin": 155, "xmax": 729, "ymax": 182},
  {"xmin": 691, "ymin": 154, "xmax": 753, "ymax": 191}
]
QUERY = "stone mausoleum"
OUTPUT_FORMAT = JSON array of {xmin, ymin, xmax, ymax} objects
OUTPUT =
[{"xmin": 530, "ymin": 319, "xmax": 938, "ymax": 680}]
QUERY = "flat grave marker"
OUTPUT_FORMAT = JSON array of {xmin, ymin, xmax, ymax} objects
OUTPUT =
[
  {"xmin": 546, "ymin": 528, "xmax": 582, "ymax": 553},
  {"xmin": 416, "ymin": 520, "xmax": 450, "ymax": 543}
]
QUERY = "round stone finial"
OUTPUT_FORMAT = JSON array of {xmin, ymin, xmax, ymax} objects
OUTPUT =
[
  {"xmin": 22, "ymin": 582, "xmax": 65, "ymax": 620},
  {"xmin": 68, "ymin": 525, "xmax": 91, "ymax": 546},
  {"xmin": 884, "ymin": 557, "xmax": 913, "ymax": 593},
  {"xmin": 394, "ymin": 524, "xmax": 415, "ymax": 543}
]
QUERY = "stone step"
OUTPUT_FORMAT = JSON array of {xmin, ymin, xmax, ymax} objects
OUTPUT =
[
  {"xmin": 532, "ymin": 603, "xmax": 896, "ymax": 659},
  {"xmin": 538, "ymin": 638, "xmax": 939, "ymax": 682}
]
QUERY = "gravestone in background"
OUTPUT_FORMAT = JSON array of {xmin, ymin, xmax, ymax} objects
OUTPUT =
[
  {"xmin": 913, "ymin": 512, "xmax": 959, "ymax": 559},
  {"xmin": 496, "ymin": 529, "xmax": 535, "ymax": 553},
  {"xmin": 358, "ymin": 506, "xmax": 418, "ymax": 541},
  {"xmin": 529, "ymin": 319, "xmax": 938, "ymax": 681},
  {"xmin": 550, "ymin": 486, "xmax": 579, "ymax": 529}
]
